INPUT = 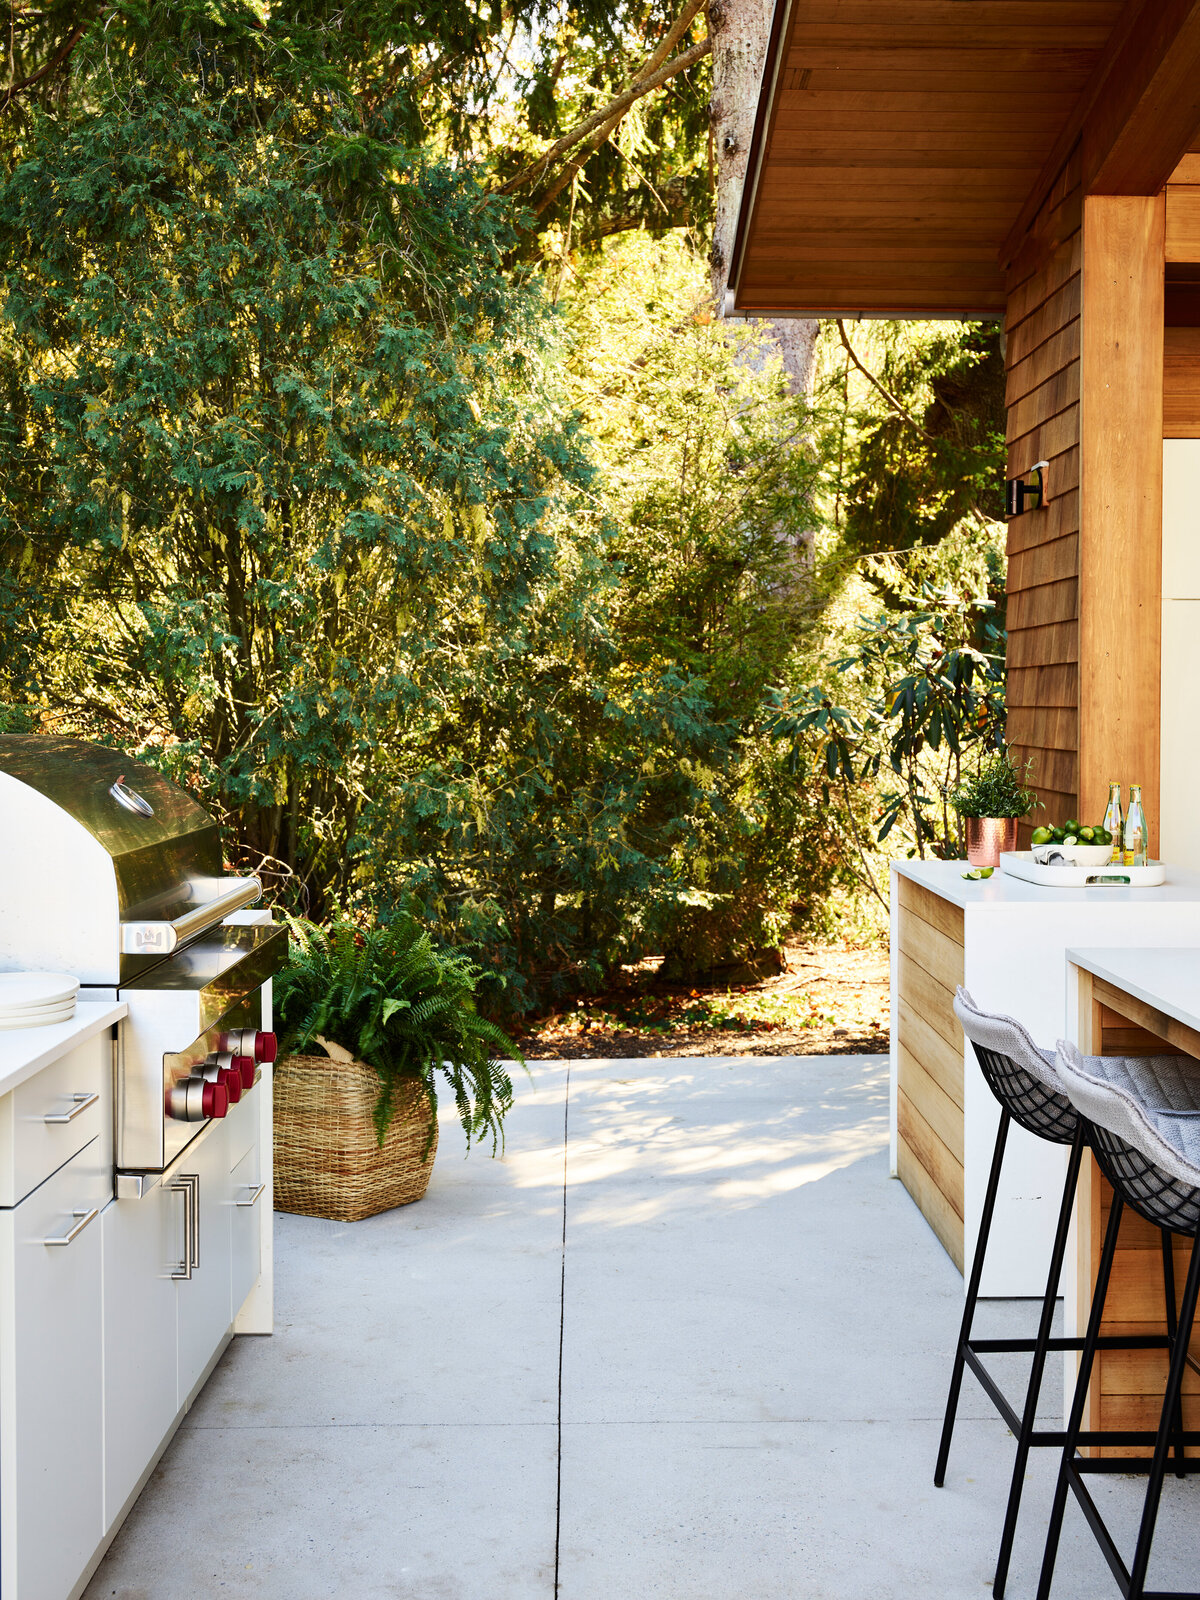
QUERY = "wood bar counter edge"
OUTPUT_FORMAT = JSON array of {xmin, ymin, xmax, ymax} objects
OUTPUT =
[{"xmin": 1067, "ymin": 947, "xmax": 1200, "ymax": 1456}]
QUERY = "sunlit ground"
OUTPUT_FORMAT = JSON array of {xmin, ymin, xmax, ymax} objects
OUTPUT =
[
  {"xmin": 517, "ymin": 940, "xmax": 890, "ymax": 1058},
  {"xmin": 83, "ymin": 1051, "xmax": 1196, "ymax": 1600}
]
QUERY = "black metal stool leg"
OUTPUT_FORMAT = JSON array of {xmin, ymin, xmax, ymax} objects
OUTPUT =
[
  {"xmin": 1159, "ymin": 1227, "xmax": 1188, "ymax": 1481},
  {"xmin": 936, "ymin": 1108, "xmax": 1011, "ymax": 1487},
  {"xmin": 992, "ymin": 1122, "xmax": 1086, "ymax": 1599},
  {"xmin": 1127, "ymin": 1231, "xmax": 1200, "ymax": 1600},
  {"xmin": 1036, "ymin": 1189, "xmax": 1125, "ymax": 1600}
]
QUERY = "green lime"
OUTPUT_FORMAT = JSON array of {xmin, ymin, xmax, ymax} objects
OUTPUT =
[
  {"xmin": 1065, "ymin": 819, "xmax": 1080, "ymax": 833},
  {"xmin": 1064, "ymin": 835, "xmax": 1078, "ymax": 846},
  {"xmin": 1031, "ymin": 826, "xmax": 1053, "ymax": 846},
  {"xmin": 1079, "ymin": 826, "xmax": 1095, "ymax": 841},
  {"xmin": 962, "ymin": 867, "xmax": 995, "ymax": 880}
]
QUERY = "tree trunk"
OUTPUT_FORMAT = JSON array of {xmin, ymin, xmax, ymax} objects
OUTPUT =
[{"xmin": 709, "ymin": 0, "xmax": 817, "ymax": 397}]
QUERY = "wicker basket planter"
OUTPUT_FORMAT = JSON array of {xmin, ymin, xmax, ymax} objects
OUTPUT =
[{"xmin": 273, "ymin": 1053, "xmax": 438, "ymax": 1221}]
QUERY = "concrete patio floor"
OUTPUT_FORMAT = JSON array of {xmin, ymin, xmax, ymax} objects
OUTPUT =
[{"xmin": 86, "ymin": 1055, "xmax": 1199, "ymax": 1599}]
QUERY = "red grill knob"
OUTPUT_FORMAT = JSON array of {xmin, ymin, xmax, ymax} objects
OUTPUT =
[
  {"xmin": 254, "ymin": 1031, "xmax": 278, "ymax": 1063},
  {"xmin": 202, "ymin": 1081, "xmax": 229, "ymax": 1119},
  {"xmin": 219, "ymin": 1066, "xmax": 243, "ymax": 1104},
  {"xmin": 233, "ymin": 1054, "xmax": 256, "ymax": 1093}
]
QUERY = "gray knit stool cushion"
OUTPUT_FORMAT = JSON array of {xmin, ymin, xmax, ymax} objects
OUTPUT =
[
  {"xmin": 954, "ymin": 987, "xmax": 1077, "ymax": 1143},
  {"xmin": 954, "ymin": 987, "xmax": 1061, "ymax": 1092},
  {"xmin": 1054, "ymin": 1039, "xmax": 1200, "ymax": 1190}
]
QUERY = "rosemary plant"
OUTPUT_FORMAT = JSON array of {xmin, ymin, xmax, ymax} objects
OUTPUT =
[{"xmin": 950, "ymin": 751, "xmax": 1037, "ymax": 820}]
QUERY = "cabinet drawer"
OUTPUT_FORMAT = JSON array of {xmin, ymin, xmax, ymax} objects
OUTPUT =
[
  {"xmin": 0, "ymin": 1033, "xmax": 109, "ymax": 1206},
  {"xmin": 0, "ymin": 1139, "xmax": 106, "ymax": 1600},
  {"xmin": 230, "ymin": 1140, "xmax": 264, "ymax": 1319},
  {"xmin": 101, "ymin": 1189, "xmax": 180, "ymax": 1530}
]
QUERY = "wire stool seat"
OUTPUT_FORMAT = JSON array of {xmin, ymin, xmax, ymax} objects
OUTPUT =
[
  {"xmin": 972, "ymin": 1040, "xmax": 1079, "ymax": 1146},
  {"xmin": 937, "ymin": 991, "xmax": 1181, "ymax": 1599},
  {"xmin": 1036, "ymin": 1046, "xmax": 1200, "ymax": 1600}
]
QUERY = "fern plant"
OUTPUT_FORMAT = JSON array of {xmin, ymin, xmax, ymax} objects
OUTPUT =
[{"xmin": 274, "ymin": 917, "xmax": 522, "ymax": 1150}]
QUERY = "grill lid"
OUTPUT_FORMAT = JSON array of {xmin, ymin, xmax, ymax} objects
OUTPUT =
[
  {"xmin": 0, "ymin": 736, "xmax": 258, "ymax": 982},
  {"xmin": 0, "ymin": 737, "xmax": 218, "ymax": 909}
]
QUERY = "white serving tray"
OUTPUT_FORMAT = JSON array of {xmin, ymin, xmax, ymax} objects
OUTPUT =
[{"xmin": 999, "ymin": 851, "xmax": 1167, "ymax": 887}]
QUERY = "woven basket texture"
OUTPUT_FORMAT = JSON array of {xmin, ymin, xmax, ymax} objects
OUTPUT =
[{"xmin": 273, "ymin": 1053, "xmax": 438, "ymax": 1221}]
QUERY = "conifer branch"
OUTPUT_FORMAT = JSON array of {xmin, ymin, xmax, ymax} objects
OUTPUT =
[
  {"xmin": 497, "ymin": 28, "xmax": 711, "ymax": 196},
  {"xmin": 1, "ymin": 8, "xmax": 99, "ymax": 114}
]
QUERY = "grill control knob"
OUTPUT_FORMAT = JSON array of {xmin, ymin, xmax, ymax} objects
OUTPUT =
[
  {"xmin": 233, "ymin": 1054, "xmax": 256, "ymax": 1093},
  {"xmin": 166, "ymin": 1075, "xmax": 229, "ymax": 1121},
  {"xmin": 201, "ymin": 1052, "xmax": 244, "ymax": 1104},
  {"xmin": 220, "ymin": 1029, "xmax": 277, "ymax": 1064}
]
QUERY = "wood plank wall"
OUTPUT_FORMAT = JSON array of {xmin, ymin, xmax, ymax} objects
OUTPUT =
[
  {"xmin": 895, "ymin": 878, "xmax": 965, "ymax": 1269},
  {"xmin": 1078, "ymin": 193, "xmax": 1164, "ymax": 833},
  {"xmin": 1005, "ymin": 151, "xmax": 1169, "ymax": 837},
  {"xmin": 1004, "ymin": 156, "xmax": 1083, "ymax": 837}
]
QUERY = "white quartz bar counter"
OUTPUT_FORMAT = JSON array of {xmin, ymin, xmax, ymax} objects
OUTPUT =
[
  {"xmin": 0, "ymin": 1000, "xmax": 126, "ymax": 1099},
  {"xmin": 894, "ymin": 855, "xmax": 1200, "ymax": 909},
  {"xmin": 1066, "ymin": 947, "xmax": 1200, "ymax": 1034}
]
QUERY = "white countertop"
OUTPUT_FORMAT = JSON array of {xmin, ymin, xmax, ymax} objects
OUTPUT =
[
  {"xmin": 1066, "ymin": 948, "xmax": 1200, "ymax": 1034},
  {"xmin": 893, "ymin": 856, "xmax": 1200, "ymax": 910},
  {"xmin": 0, "ymin": 1000, "xmax": 127, "ymax": 1099}
]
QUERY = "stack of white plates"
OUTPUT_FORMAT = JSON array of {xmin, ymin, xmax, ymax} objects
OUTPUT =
[{"xmin": 0, "ymin": 972, "xmax": 80, "ymax": 1031}]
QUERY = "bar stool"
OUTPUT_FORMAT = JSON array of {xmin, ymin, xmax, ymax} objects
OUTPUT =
[
  {"xmin": 938, "ymin": 990, "xmax": 1179, "ymax": 1598},
  {"xmin": 1037, "ymin": 1039, "xmax": 1200, "ymax": 1600}
]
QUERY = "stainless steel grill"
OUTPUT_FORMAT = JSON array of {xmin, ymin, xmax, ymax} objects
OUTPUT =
[{"xmin": 0, "ymin": 736, "xmax": 287, "ymax": 1174}]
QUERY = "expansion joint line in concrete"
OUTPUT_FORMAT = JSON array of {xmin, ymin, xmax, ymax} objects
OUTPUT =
[{"xmin": 553, "ymin": 1065, "xmax": 571, "ymax": 1600}]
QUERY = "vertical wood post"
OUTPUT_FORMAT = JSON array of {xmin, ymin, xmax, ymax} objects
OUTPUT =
[{"xmin": 1079, "ymin": 194, "xmax": 1165, "ymax": 832}]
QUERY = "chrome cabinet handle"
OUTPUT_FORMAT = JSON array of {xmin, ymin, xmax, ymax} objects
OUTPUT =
[
  {"xmin": 43, "ymin": 1091, "xmax": 99, "ymax": 1124},
  {"xmin": 169, "ymin": 1174, "xmax": 200, "ymax": 1278},
  {"xmin": 236, "ymin": 1183, "xmax": 266, "ymax": 1207},
  {"xmin": 42, "ymin": 1207, "xmax": 99, "ymax": 1247}
]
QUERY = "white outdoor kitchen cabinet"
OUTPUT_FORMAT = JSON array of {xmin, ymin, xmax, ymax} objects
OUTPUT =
[{"xmin": 0, "ymin": 1004, "xmax": 273, "ymax": 1600}]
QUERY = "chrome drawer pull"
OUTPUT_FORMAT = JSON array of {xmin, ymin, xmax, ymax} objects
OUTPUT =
[
  {"xmin": 43, "ymin": 1091, "xmax": 99, "ymax": 1124},
  {"xmin": 236, "ymin": 1183, "xmax": 266, "ymax": 1207},
  {"xmin": 42, "ymin": 1207, "xmax": 99, "ymax": 1247},
  {"xmin": 169, "ymin": 1174, "xmax": 199, "ymax": 1278}
]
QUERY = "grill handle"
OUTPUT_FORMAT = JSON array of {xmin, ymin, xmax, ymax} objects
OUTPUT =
[{"xmin": 120, "ymin": 875, "xmax": 262, "ymax": 956}]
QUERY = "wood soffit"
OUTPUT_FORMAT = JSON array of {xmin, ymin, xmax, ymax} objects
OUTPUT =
[{"xmin": 728, "ymin": 0, "xmax": 1200, "ymax": 319}]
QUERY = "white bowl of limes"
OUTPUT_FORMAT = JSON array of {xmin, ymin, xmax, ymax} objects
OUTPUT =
[
  {"xmin": 1030, "ymin": 821, "xmax": 1116, "ymax": 867},
  {"xmin": 1063, "ymin": 842, "xmax": 1117, "ymax": 867}
]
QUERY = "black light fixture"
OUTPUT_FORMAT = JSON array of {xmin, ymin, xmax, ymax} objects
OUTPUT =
[{"xmin": 1005, "ymin": 459, "xmax": 1048, "ymax": 517}]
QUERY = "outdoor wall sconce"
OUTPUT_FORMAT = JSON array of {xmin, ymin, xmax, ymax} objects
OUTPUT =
[{"xmin": 1005, "ymin": 459, "xmax": 1048, "ymax": 517}]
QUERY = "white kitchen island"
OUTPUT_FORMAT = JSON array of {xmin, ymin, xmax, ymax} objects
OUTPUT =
[
  {"xmin": 0, "ymin": 1000, "xmax": 273, "ymax": 1600},
  {"xmin": 890, "ymin": 858, "xmax": 1200, "ymax": 1295}
]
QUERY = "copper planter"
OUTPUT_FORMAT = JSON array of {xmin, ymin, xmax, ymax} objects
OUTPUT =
[{"xmin": 965, "ymin": 816, "xmax": 1020, "ymax": 868}]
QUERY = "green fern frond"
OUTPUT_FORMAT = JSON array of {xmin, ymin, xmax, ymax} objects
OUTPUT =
[{"xmin": 275, "ymin": 912, "xmax": 526, "ymax": 1148}]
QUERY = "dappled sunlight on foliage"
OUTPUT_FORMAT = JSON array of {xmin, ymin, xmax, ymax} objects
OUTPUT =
[{"xmin": 0, "ymin": 9, "xmax": 1007, "ymax": 1027}]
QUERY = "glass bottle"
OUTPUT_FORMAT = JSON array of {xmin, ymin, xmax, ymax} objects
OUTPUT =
[
  {"xmin": 1124, "ymin": 783, "xmax": 1148, "ymax": 868},
  {"xmin": 1103, "ymin": 781, "xmax": 1123, "ymax": 865}
]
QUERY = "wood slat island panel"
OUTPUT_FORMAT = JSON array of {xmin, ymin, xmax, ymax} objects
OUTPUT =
[{"xmin": 895, "ymin": 877, "xmax": 965, "ymax": 1269}]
